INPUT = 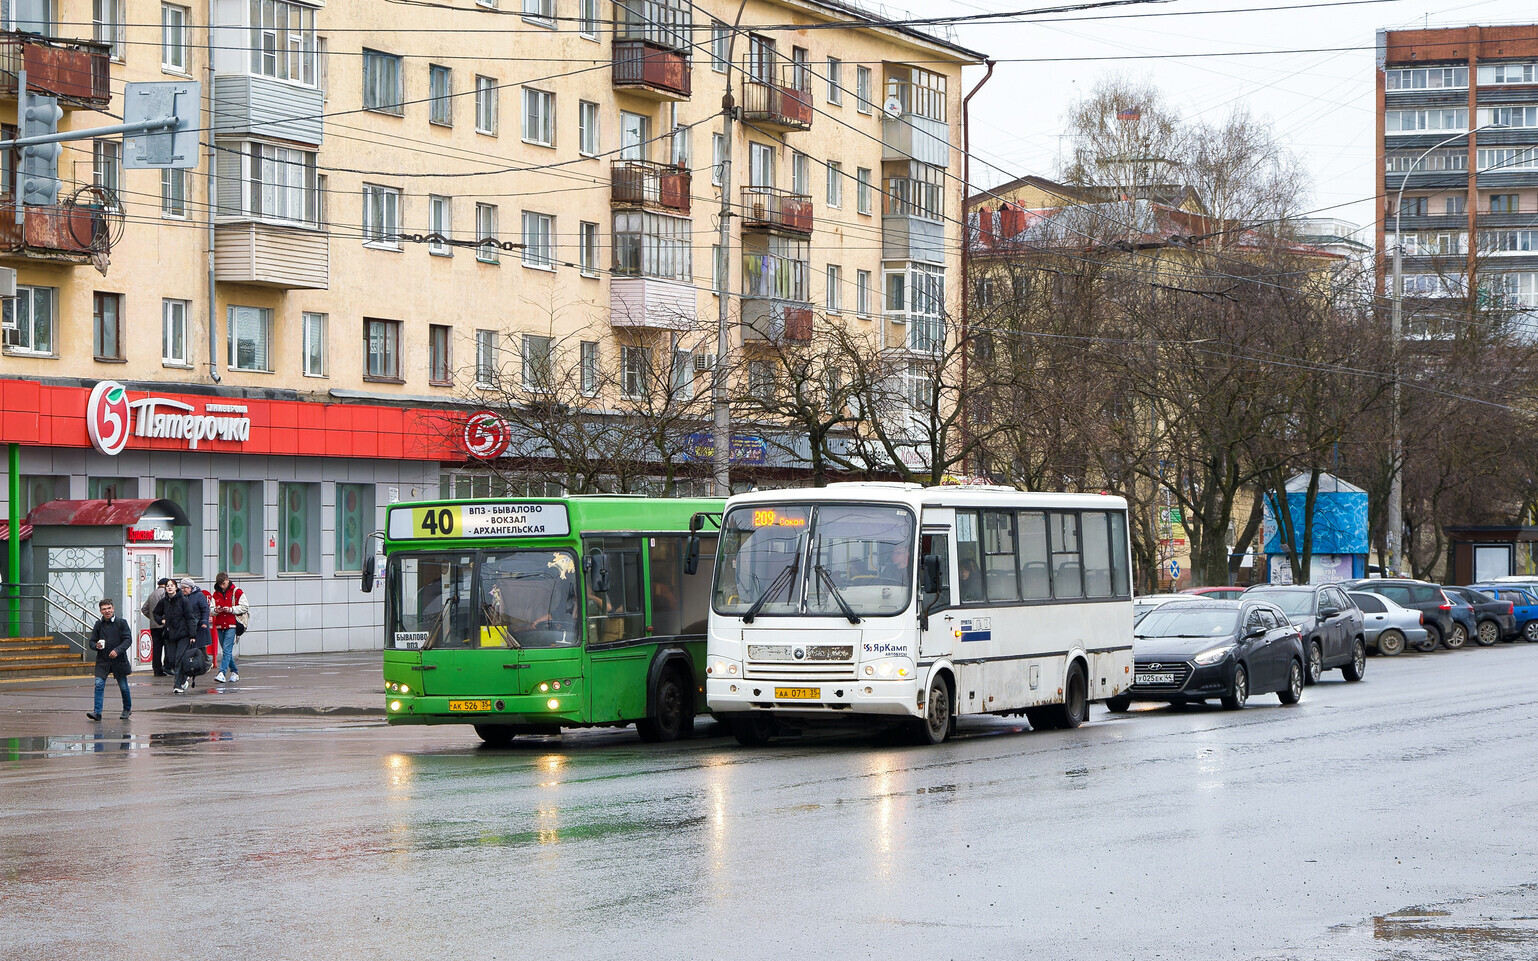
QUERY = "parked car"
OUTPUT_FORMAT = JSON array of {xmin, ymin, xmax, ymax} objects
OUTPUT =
[
  {"xmin": 1467, "ymin": 584, "xmax": 1538, "ymax": 642},
  {"xmin": 1242, "ymin": 583, "xmax": 1367, "ymax": 684},
  {"xmin": 1444, "ymin": 586, "xmax": 1516, "ymax": 646},
  {"xmin": 1183, "ymin": 586, "xmax": 1247, "ymax": 600},
  {"xmin": 1133, "ymin": 593, "xmax": 1209, "ymax": 624},
  {"xmin": 1347, "ymin": 590, "xmax": 1429, "ymax": 656},
  {"xmin": 1339, "ymin": 579, "xmax": 1455, "ymax": 651},
  {"xmin": 1107, "ymin": 600, "xmax": 1304, "ymax": 711},
  {"xmin": 1439, "ymin": 590, "xmax": 1475, "ymax": 649}
]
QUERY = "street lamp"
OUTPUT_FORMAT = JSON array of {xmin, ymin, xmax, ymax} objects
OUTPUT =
[{"xmin": 1386, "ymin": 121, "xmax": 1504, "ymax": 575}]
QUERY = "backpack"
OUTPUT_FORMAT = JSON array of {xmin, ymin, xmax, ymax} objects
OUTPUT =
[
  {"xmin": 235, "ymin": 608, "xmax": 250, "ymax": 637},
  {"xmin": 182, "ymin": 645, "xmax": 210, "ymax": 678}
]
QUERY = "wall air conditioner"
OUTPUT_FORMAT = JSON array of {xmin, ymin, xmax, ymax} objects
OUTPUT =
[{"xmin": 694, "ymin": 352, "xmax": 716, "ymax": 372}]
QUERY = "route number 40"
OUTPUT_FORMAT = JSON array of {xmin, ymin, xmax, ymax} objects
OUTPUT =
[{"xmin": 417, "ymin": 508, "xmax": 456, "ymax": 537}]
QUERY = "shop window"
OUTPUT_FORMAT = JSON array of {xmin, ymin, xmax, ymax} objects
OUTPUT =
[
  {"xmin": 156, "ymin": 478, "xmax": 202, "ymax": 576},
  {"xmin": 21, "ymin": 475, "xmax": 67, "ymax": 512},
  {"xmin": 219, "ymin": 480, "xmax": 261, "ymax": 575},
  {"xmin": 279, "ymin": 482, "xmax": 320, "ymax": 574},
  {"xmin": 335, "ymin": 483, "xmax": 375, "ymax": 573},
  {"xmin": 88, "ymin": 477, "xmax": 138, "ymax": 499}
]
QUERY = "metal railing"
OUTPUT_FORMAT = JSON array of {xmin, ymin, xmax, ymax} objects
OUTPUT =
[
  {"xmin": 612, "ymin": 39, "xmax": 692, "ymax": 98},
  {"xmin": 3, "ymin": 582, "xmax": 100, "ymax": 655},
  {"xmin": 740, "ymin": 186, "xmax": 812, "ymax": 233},
  {"xmin": 0, "ymin": 31, "xmax": 112, "ymax": 107},
  {"xmin": 741, "ymin": 62, "xmax": 812, "ymax": 130},
  {"xmin": 611, "ymin": 160, "xmax": 692, "ymax": 214}
]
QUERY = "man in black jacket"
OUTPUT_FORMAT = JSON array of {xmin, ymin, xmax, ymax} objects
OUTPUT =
[
  {"xmin": 165, "ymin": 577, "xmax": 211, "ymax": 694},
  {"xmin": 141, "ymin": 577, "xmax": 174, "ymax": 676},
  {"xmin": 87, "ymin": 598, "xmax": 134, "ymax": 721}
]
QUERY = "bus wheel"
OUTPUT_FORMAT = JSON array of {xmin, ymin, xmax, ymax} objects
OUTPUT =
[
  {"xmin": 1051, "ymin": 663, "xmax": 1089, "ymax": 729},
  {"xmin": 911, "ymin": 675, "xmax": 952, "ymax": 745},
  {"xmin": 637, "ymin": 669, "xmax": 691, "ymax": 743},
  {"xmin": 731, "ymin": 714, "xmax": 777, "ymax": 747},
  {"xmin": 474, "ymin": 724, "xmax": 517, "ymax": 747}
]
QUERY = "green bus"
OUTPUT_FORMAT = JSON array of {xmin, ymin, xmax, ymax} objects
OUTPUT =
[{"xmin": 367, "ymin": 496, "xmax": 723, "ymax": 745}]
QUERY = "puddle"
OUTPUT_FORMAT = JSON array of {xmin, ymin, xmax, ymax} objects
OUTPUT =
[{"xmin": 2, "ymin": 730, "xmax": 234, "ymax": 759}]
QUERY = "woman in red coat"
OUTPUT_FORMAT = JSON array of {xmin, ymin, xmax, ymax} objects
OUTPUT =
[{"xmin": 210, "ymin": 572, "xmax": 248, "ymax": 683}]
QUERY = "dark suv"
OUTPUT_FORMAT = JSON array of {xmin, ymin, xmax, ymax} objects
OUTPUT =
[
  {"xmin": 1340, "ymin": 579, "xmax": 1454, "ymax": 652},
  {"xmin": 1242, "ymin": 584, "xmax": 1367, "ymax": 684}
]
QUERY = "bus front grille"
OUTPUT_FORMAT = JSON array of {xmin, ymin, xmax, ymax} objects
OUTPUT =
[{"xmin": 745, "ymin": 662, "xmax": 857, "ymax": 681}]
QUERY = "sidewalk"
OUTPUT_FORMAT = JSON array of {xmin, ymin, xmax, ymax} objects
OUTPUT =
[{"xmin": 0, "ymin": 651, "xmax": 385, "ymax": 718}]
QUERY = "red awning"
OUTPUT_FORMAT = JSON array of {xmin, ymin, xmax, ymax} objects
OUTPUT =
[
  {"xmin": 0, "ymin": 520, "xmax": 33, "ymax": 541},
  {"xmin": 25, "ymin": 498, "xmax": 190, "ymax": 527}
]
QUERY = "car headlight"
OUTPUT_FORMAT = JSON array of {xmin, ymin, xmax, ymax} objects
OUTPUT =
[{"xmin": 1193, "ymin": 645, "xmax": 1236, "ymax": 666}]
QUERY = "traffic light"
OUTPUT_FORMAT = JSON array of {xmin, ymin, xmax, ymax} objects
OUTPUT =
[{"xmin": 20, "ymin": 92, "xmax": 63, "ymax": 206}]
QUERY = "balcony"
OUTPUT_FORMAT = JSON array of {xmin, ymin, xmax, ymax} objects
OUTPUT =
[
  {"xmin": 611, "ymin": 276, "xmax": 698, "ymax": 330},
  {"xmin": 741, "ymin": 249, "xmax": 811, "ymax": 342},
  {"xmin": 211, "ymin": 74, "xmax": 324, "ymax": 146},
  {"xmin": 612, "ymin": 39, "xmax": 691, "ymax": 100},
  {"xmin": 740, "ymin": 186, "xmax": 812, "ymax": 235},
  {"xmin": 883, "ymin": 114, "xmax": 950, "ymax": 166},
  {"xmin": 741, "ymin": 64, "xmax": 812, "ymax": 132},
  {"xmin": 611, "ymin": 160, "xmax": 691, "ymax": 215},
  {"xmin": 0, "ymin": 202, "xmax": 102, "ymax": 263},
  {"xmin": 214, "ymin": 221, "xmax": 329, "ymax": 289},
  {"xmin": 0, "ymin": 32, "xmax": 111, "ymax": 110},
  {"xmin": 741, "ymin": 300, "xmax": 813, "ymax": 343}
]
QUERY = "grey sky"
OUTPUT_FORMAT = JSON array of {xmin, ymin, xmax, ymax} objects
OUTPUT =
[{"xmin": 942, "ymin": 0, "xmax": 1534, "ymax": 238}]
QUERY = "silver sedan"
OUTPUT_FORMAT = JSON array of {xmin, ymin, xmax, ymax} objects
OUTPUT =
[{"xmin": 1348, "ymin": 590, "xmax": 1429, "ymax": 656}]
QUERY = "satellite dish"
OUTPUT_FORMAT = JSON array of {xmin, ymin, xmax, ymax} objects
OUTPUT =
[{"xmin": 882, "ymin": 96, "xmax": 903, "ymax": 118}]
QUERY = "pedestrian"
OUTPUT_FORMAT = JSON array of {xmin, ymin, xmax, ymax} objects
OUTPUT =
[
  {"xmin": 86, "ymin": 598, "xmax": 133, "ymax": 721},
  {"xmin": 210, "ymin": 572, "xmax": 248, "ymax": 683},
  {"xmin": 141, "ymin": 577, "xmax": 175, "ymax": 677},
  {"xmin": 165, "ymin": 576, "xmax": 211, "ymax": 694}
]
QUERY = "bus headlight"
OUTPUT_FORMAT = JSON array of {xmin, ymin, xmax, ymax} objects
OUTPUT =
[
  {"xmin": 400, "ymin": 684, "xmax": 410, "ymax": 694},
  {"xmin": 547, "ymin": 698, "xmax": 560, "ymax": 711},
  {"xmin": 389, "ymin": 700, "xmax": 402, "ymax": 712},
  {"xmin": 863, "ymin": 659, "xmax": 913, "ymax": 679},
  {"xmin": 708, "ymin": 659, "xmax": 739, "ymax": 676}
]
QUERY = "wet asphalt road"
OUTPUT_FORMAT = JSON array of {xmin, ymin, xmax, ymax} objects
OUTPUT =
[{"xmin": 3, "ymin": 645, "xmax": 1537, "ymax": 960}]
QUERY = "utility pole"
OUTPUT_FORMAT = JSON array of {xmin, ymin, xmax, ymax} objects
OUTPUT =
[{"xmin": 712, "ymin": 1, "xmax": 750, "ymax": 498}]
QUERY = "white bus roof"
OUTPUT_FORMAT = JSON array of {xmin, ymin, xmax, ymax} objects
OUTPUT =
[{"xmin": 727, "ymin": 484, "xmax": 1128, "ymax": 512}]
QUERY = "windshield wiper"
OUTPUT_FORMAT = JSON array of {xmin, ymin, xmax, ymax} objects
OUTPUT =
[
  {"xmin": 814, "ymin": 565, "xmax": 862, "ymax": 624},
  {"xmin": 743, "ymin": 558, "xmax": 799, "ymax": 624}
]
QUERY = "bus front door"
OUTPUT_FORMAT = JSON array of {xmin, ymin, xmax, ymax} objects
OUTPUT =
[{"xmin": 919, "ymin": 530, "xmax": 954, "ymax": 661}]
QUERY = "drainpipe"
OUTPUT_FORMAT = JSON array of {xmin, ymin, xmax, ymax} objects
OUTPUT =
[
  {"xmin": 958, "ymin": 60, "xmax": 995, "ymax": 477},
  {"xmin": 206, "ymin": 0, "xmax": 220, "ymax": 383}
]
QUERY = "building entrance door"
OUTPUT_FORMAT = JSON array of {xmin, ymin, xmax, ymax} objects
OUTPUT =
[{"xmin": 127, "ymin": 548, "xmax": 170, "ymax": 666}]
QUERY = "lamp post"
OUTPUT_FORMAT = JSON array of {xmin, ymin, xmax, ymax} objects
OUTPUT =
[{"xmin": 1386, "ymin": 121, "xmax": 1502, "ymax": 575}]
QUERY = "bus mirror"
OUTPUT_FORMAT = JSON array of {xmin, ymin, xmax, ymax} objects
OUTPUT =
[
  {"xmin": 361, "ymin": 554, "xmax": 377, "ymax": 593},
  {"xmin": 685, "ymin": 534, "xmax": 700, "ymax": 575},
  {"xmin": 584, "ymin": 550, "xmax": 611, "ymax": 593},
  {"xmin": 921, "ymin": 554, "xmax": 942, "ymax": 595}
]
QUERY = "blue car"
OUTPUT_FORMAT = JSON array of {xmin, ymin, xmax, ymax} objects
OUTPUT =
[{"xmin": 1468, "ymin": 584, "xmax": 1538, "ymax": 642}]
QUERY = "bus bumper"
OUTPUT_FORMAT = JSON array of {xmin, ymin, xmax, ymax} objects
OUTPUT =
[
  {"xmin": 383, "ymin": 693, "xmax": 582, "ymax": 727},
  {"xmin": 707, "ymin": 676, "xmax": 920, "ymax": 718}
]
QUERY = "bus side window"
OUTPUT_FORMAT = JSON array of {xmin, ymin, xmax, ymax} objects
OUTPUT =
[
  {"xmin": 1050, "ymin": 512, "xmax": 1084, "ymax": 599},
  {"xmin": 680, "ymin": 536, "xmax": 715, "ymax": 634},
  {"xmin": 649, "ymin": 536, "xmax": 684, "ymax": 637},
  {"xmin": 982, "ymin": 510, "xmax": 1021, "ymax": 602},
  {"xmin": 1081, "ymin": 511, "xmax": 1113, "ymax": 597},
  {"xmin": 1108, "ymin": 511, "xmax": 1130, "ymax": 597},
  {"xmin": 585, "ymin": 537, "xmax": 646, "ymax": 643},
  {"xmin": 1017, "ymin": 511, "xmax": 1051, "ymax": 600},
  {"xmin": 921, "ymin": 532, "xmax": 951, "ymax": 610},
  {"xmin": 955, "ymin": 511, "xmax": 985, "ymax": 604}
]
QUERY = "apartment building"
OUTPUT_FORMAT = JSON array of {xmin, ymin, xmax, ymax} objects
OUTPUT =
[
  {"xmin": 1378, "ymin": 24, "xmax": 1538, "ymax": 313},
  {"xmin": 0, "ymin": 0, "xmax": 982, "ymax": 655}
]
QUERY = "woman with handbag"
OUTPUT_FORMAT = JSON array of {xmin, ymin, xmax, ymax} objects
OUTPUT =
[{"xmin": 211, "ymin": 572, "xmax": 249, "ymax": 684}]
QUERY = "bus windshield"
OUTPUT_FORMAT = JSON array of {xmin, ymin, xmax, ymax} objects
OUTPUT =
[
  {"xmin": 387, "ymin": 550, "xmax": 581, "ymax": 650},
  {"xmin": 714, "ymin": 503, "xmax": 915, "ymax": 617}
]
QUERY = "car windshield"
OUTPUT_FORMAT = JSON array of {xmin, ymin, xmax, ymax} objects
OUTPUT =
[
  {"xmin": 714, "ymin": 503, "xmax": 915, "ymax": 617},
  {"xmin": 1244, "ymin": 590, "xmax": 1311, "ymax": 616},
  {"xmin": 1136, "ymin": 608, "xmax": 1239, "ymax": 638}
]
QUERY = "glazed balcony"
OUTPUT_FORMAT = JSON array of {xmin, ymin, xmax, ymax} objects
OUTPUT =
[
  {"xmin": 741, "ymin": 250, "xmax": 812, "ymax": 342},
  {"xmin": 214, "ymin": 221, "xmax": 329, "ymax": 289},
  {"xmin": 741, "ymin": 299, "xmax": 814, "ymax": 343},
  {"xmin": 0, "ymin": 201, "xmax": 102, "ymax": 264},
  {"xmin": 0, "ymin": 32, "xmax": 111, "ymax": 110},
  {"xmin": 741, "ymin": 63, "xmax": 812, "ymax": 132},
  {"xmin": 611, "ymin": 160, "xmax": 691, "ymax": 214},
  {"xmin": 740, "ymin": 186, "xmax": 812, "ymax": 235},
  {"xmin": 612, "ymin": 39, "xmax": 691, "ymax": 100}
]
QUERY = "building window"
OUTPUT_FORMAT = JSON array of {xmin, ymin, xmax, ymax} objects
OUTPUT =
[
  {"xmin": 227, "ymin": 305, "xmax": 272, "ymax": 372},
  {"xmin": 621, "ymin": 346, "xmax": 651, "ymax": 398},
  {"xmin": 156, "ymin": 478, "xmax": 202, "ymax": 575},
  {"xmin": 712, "ymin": 132, "xmax": 724, "ymax": 186},
  {"xmin": 579, "ymin": 220, "xmax": 599, "ymax": 276},
  {"xmin": 826, "ymin": 265, "xmax": 842, "ymax": 312},
  {"xmin": 711, "ymin": 22, "xmax": 729, "ymax": 71},
  {"xmin": 580, "ymin": 340, "xmax": 599, "ymax": 395},
  {"xmin": 219, "ymin": 480, "xmax": 260, "ymax": 575},
  {"xmin": 278, "ymin": 482, "xmax": 320, "ymax": 574},
  {"xmin": 792, "ymin": 152, "xmax": 809, "ymax": 195},
  {"xmin": 522, "ymin": 211, "xmax": 554, "ymax": 267},
  {"xmin": 476, "ymin": 203, "xmax": 499, "ymax": 263},
  {"xmin": 748, "ymin": 140, "xmax": 774, "ymax": 187},
  {"xmin": 522, "ymin": 0, "xmax": 553, "ymax": 25},
  {"xmin": 1386, "ymin": 66, "xmax": 1467, "ymax": 90},
  {"xmin": 1481, "ymin": 106, "xmax": 1538, "ymax": 129},
  {"xmin": 826, "ymin": 162, "xmax": 842, "ymax": 207},
  {"xmin": 1446, "ymin": 195, "xmax": 1466, "ymax": 215},
  {"xmin": 93, "ymin": 140, "xmax": 121, "ymax": 205},
  {"xmin": 578, "ymin": 100, "xmax": 600, "ymax": 155},
  {"xmin": 89, "ymin": 477, "xmax": 137, "ymax": 500},
  {"xmin": 748, "ymin": 360, "xmax": 776, "ymax": 398},
  {"xmin": 429, "ymin": 194, "xmax": 451, "ymax": 255},
  {"xmin": 429, "ymin": 324, "xmax": 452, "ymax": 384},
  {"xmin": 362, "ymin": 184, "xmax": 401, "ymax": 248},
  {"xmin": 1384, "ymin": 108, "xmax": 1467, "ymax": 134},
  {"xmin": 161, "ymin": 168, "xmax": 187, "ymax": 217},
  {"xmin": 712, "ymin": 244, "xmax": 723, "ymax": 294},
  {"xmin": 856, "ymin": 65, "xmax": 872, "ymax": 113},
  {"xmin": 93, "ymin": 292, "xmax": 123, "ymax": 360},
  {"xmin": 364, "ymin": 318, "xmax": 402, "ymax": 381},
  {"xmin": 619, "ymin": 110, "xmax": 650, "ymax": 160},
  {"xmin": 672, "ymin": 350, "xmax": 694, "ymax": 399},
  {"xmin": 856, "ymin": 167, "xmax": 872, "ymax": 215},
  {"xmin": 335, "ymin": 483, "xmax": 375, "ymax": 573},
  {"xmin": 475, "ymin": 75, "xmax": 498, "ymax": 135},
  {"xmin": 1396, "ymin": 196, "xmax": 1427, "ymax": 217},
  {"xmin": 671, "ymin": 123, "xmax": 690, "ymax": 166},
  {"xmin": 826, "ymin": 57, "xmax": 842, "ymax": 104},
  {"xmin": 249, "ymin": 143, "xmax": 318, "ymax": 225},
  {"xmin": 1491, "ymin": 194, "xmax": 1520, "ymax": 214},
  {"xmin": 522, "ymin": 334, "xmax": 553, "ymax": 391},
  {"xmin": 161, "ymin": 3, "xmax": 188, "ymax": 72},
  {"xmin": 579, "ymin": 0, "xmax": 600, "ymax": 38},
  {"xmin": 362, "ymin": 49, "xmax": 403, "ymax": 114},
  {"xmin": 302, "ymin": 311, "xmax": 327, "ymax": 376},
  {"xmin": 162, "ymin": 299, "xmax": 188, "ymax": 365},
  {"xmin": 522, "ymin": 87, "xmax": 554, "ymax": 145},
  {"xmin": 475, "ymin": 329, "xmax": 498, "ymax": 386},
  {"xmin": 857, "ymin": 269, "xmax": 871, "ymax": 316},
  {"xmin": 429, "ymin": 64, "xmax": 452, "ymax": 125},
  {"xmin": 612, "ymin": 210, "xmax": 691, "ymax": 281},
  {"xmin": 1479, "ymin": 62, "xmax": 1538, "ymax": 85},
  {"xmin": 94, "ymin": 0, "xmax": 124, "ymax": 58},
  {"xmin": 250, "ymin": 0, "xmax": 317, "ymax": 83}
]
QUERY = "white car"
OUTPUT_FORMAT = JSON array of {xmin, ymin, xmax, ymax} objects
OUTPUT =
[{"xmin": 1132, "ymin": 593, "xmax": 1211, "ymax": 624}]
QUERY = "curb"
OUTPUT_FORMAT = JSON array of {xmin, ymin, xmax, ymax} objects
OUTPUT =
[{"xmin": 147, "ymin": 703, "xmax": 385, "ymax": 718}]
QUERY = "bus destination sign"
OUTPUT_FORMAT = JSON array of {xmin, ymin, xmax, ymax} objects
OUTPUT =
[{"xmin": 389, "ymin": 502, "xmax": 572, "ymax": 540}]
